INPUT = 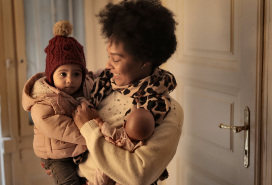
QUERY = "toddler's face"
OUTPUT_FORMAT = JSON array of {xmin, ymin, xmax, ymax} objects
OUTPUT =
[{"xmin": 53, "ymin": 64, "xmax": 83, "ymax": 95}]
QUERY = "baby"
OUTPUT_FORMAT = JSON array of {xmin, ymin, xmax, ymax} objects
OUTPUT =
[
  {"xmin": 91, "ymin": 109, "xmax": 161, "ymax": 185},
  {"xmin": 97, "ymin": 108, "xmax": 155, "ymax": 152}
]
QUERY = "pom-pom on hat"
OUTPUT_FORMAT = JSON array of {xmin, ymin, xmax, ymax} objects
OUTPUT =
[{"xmin": 45, "ymin": 20, "xmax": 87, "ymax": 86}]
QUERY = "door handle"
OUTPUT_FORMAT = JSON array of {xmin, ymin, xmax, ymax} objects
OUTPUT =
[
  {"xmin": 218, "ymin": 123, "xmax": 248, "ymax": 133},
  {"xmin": 218, "ymin": 106, "xmax": 250, "ymax": 168}
]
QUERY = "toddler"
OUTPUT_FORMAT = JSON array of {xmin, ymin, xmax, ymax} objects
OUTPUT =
[{"xmin": 22, "ymin": 20, "xmax": 94, "ymax": 185}]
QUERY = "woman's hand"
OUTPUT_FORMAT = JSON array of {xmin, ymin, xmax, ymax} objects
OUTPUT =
[
  {"xmin": 73, "ymin": 101, "xmax": 100, "ymax": 129},
  {"xmin": 94, "ymin": 117, "xmax": 104, "ymax": 128}
]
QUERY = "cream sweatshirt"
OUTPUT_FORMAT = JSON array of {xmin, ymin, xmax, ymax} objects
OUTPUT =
[{"xmin": 78, "ymin": 91, "xmax": 183, "ymax": 185}]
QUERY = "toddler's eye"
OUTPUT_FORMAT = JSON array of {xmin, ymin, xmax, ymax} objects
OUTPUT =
[
  {"xmin": 60, "ymin": 72, "xmax": 67, "ymax": 77},
  {"xmin": 74, "ymin": 72, "xmax": 82, "ymax": 77}
]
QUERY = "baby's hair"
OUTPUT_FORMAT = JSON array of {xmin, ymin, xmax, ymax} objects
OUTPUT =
[{"xmin": 125, "ymin": 109, "xmax": 155, "ymax": 141}]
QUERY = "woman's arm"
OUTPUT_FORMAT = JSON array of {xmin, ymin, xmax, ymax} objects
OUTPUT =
[{"xmin": 77, "ymin": 100, "xmax": 184, "ymax": 185}]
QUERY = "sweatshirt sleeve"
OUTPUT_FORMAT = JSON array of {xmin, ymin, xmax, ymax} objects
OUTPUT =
[
  {"xmin": 80, "ymin": 102, "xmax": 183, "ymax": 185},
  {"xmin": 31, "ymin": 103, "xmax": 86, "ymax": 145}
]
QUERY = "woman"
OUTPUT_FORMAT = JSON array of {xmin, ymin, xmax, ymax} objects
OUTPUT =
[{"xmin": 73, "ymin": 0, "xmax": 183, "ymax": 184}]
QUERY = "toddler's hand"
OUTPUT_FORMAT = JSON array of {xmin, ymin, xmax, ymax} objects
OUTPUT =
[{"xmin": 41, "ymin": 161, "xmax": 52, "ymax": 178}]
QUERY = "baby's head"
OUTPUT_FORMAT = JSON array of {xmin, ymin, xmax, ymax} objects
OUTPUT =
[
  {"xmin": 44, "ymin": 20, "xmax": 87, "ymax": 95},
  {"xmin": 125, "ymin": 109, "xmax": 155, "ymax": 141}
]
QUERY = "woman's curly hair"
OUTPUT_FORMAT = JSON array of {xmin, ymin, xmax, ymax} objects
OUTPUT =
[{"xmin": 97, "ymin": 0, "xmax": 177, "ymax": 68}]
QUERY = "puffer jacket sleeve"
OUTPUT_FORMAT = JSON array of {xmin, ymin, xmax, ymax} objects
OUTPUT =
[{"xmin": 31, "ymin": 102, "xmax": 86, "ymax": 145}]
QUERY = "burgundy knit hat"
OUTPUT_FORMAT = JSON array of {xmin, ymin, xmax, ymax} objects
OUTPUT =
[{"xmin": 45, "ymin": 20, "xmax": 87, "ymax": 86}]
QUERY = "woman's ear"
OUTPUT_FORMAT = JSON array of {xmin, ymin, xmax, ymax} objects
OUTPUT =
[{"xmin": 141, "ymin": 62, "xmax": 152, "ymax": 69}]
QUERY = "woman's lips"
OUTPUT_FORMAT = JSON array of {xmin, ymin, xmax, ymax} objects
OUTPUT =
[{"xmin": 112, "ymin": 73, "xmax": 121, "ymax": 79}]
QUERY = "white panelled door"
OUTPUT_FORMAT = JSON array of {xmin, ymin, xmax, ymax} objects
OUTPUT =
[{"xmin": 164, "ymin": 0, "xmax": 261, "ymax": 184}]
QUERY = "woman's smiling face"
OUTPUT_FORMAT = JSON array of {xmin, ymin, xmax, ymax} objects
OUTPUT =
[{"xmin": 106, "ymin": 41, "xmax": 152, "ymax": 86}]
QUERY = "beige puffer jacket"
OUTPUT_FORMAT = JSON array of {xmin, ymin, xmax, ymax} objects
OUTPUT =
[{"xmin": 22, "ymin": 72, "xmax": 94, "ymax": 159}]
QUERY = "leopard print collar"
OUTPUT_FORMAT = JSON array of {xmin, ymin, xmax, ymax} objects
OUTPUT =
[{"xmin": 90, "ymin": 68, "xmax": 177, "ymax": 123}]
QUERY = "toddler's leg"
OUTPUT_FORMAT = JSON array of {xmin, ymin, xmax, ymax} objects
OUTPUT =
[{"xmin": 42, "ymin": 158, "xmax": 81, "ymax": 185}]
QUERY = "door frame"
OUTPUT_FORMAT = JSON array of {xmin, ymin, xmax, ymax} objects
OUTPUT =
[
  {"xmin": 262, "ymin": 0, "xmax": 272, "ymax": 184},
  {"xmin": 0, "ymin": 0, "xmax": 25, "ymax": 184},
  {"xmin": 255, "ymin": 1, "xmax": 265, "ymax": 185}
]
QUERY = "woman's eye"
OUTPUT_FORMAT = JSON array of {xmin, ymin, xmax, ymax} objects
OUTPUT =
[
  {"xmin": 108, "ymin": 53, "xmax": 120, "ymax": 62},
  {"xmin": 112, "ymin": 57, "xmax": 120, "ymax": 62}
]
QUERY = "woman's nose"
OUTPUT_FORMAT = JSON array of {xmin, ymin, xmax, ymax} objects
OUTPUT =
[{"xmin": 106, "ymin": 58, "xmax": 113, "ymax": 69}]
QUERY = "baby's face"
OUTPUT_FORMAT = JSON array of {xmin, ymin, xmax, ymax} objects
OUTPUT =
[{"xmin": 53, "ymin": 64, "xmax": 83, "ymax": 95}]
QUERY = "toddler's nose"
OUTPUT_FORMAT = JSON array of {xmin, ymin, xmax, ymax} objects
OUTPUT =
[{"xmin": 66, "ymin": 76, "xmax": 73, "ymax": 84}]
